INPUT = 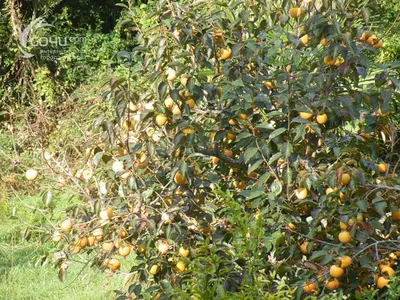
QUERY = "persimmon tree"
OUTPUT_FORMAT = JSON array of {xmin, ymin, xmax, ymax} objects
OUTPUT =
[{"xmin": 38, "ymin": 0, "xmax": 400, "ymax": 299}]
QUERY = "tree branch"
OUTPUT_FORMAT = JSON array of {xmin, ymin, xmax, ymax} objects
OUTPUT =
[{"xmin": 196, "ymin": 148, "xmax": 243, "ymax": 167}]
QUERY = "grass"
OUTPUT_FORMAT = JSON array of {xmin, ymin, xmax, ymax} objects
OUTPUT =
[
  {"xmin": 0, "ymin": 190, "xmax": 131, "ymax": 300},
  {"xmin": 0, "ymin": 245, "xmax": 124, "ymax": 300}
]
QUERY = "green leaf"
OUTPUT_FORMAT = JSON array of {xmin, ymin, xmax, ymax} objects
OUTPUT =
[
  {"xmin": 156, "ymin": 38, "xmax": 167, "ymax": 60},
  {"xmin": 240, "ymin": 189, "xmax": 265, "ymax": 200},
  {"xmin": 340, "ymin": 95, "xmax": 359, "ymax": 119},
  {"xmin": 320, "ymin": 254, "xmax": 334, "ymax": 265},
  {"xmin": 310, "ymin": 250, "xmax": 328, "ymax": 260},
  {"xmin": 132, "ymin": 46, "xmax": 149, "ymax": 52},
  {"xmin": 256, "ymin": 123, "xmax": 275, "ymax": 130},
  {"xmin": 375, "ymin": 71, "xmax": 388, "ymax": 87},
  {"xmin": 110, "ymin": 77, "xmax": 126, "ymax": 91},
  {"xmin": 244, "ymin": 147, "xmax": 259, "ymax": 163},
  {"xmin": 380, "ymin": 89, "xmax": 392, "ymax": 102},
  {"xmin": 158, "ymin": 82, "xmax": 168, "ymax": 100},
  {"xmin": 240, "ymin": 190, "xmax": 265, "ymax": 200},
  {"xmin": 248, "ymin": 159, "xmax": 263, "ymax": 174},
  {"xmin": 265, "ymin": 111, "xmax": 284, "ymax": 118},
  {"xmin": 115, "ymin": 3, "xmax": 129, "ymax": 9},
  {"xmin": 389, "ymin": 203, "xmax": 399, "ymax": 212},
  {"xmin": 282, "ymin": 167, "xmax": 292, "ymax": 185},
  {"xmin": 269, "ymin": 128, "xmax": 287, "ymax": 140},
  {"xmin": 372, "ymin": 195, "xmax": 384, "ymax": 204},
  {"xmin": 291, "ymin": 117, "xmax": 310, "ymax": 124},
  {"xmin": 357, "ymin": 199, "xmax": 368, "ymax": 212},
  {"xmin": 293, "ymin": 124, "xmax": 306, "ymax": 142},
  {"xmin": 214, "ymin": 131, "xmax": 226, "ymax": 142},
  {"xmin": 369, "ymin": 220, "xmax": 385, "ymax": 231},
  {"xmin": 223, "ymin": 8, "xmax": 235, "ymax": 23},
  {"xmin": 281, "ymin": 142, "xmax": 292, "ymax": 159},
  {"xmin": 271, "ymin": 180, "xmax": 282, "ymax": 196},
  {"xmin": 258, "ymin": 172, "xmax": 271, "ymax": 185},
  {"xmin": 118, "ymin": 183, "xmax": 126, "ymax": 197},
  {"xmin": 147, "ymin": 141, "xmax": 155, "ymax": 157},
  {"xmin": 359, "ymin": 255, "xmax": 374, "ymax": 269},
  {"xmin": 269, "ymin": 152, "xmax": 282, "ymax": 165},
  {"xmin": 356, "ymin": 67, "xmax": 367, "ymax": 78},
  {"xmin": 180, "ymin": 162, "xmax": 188, "ymax": 178},
  {"xmin": 245, "ymin": 39, "xmax": 259, "ymax": 52},
  {"xmin": 142, "ymin": 188, "xmax": 153, "ymax": 199},
  {"xmin": 117, "ymin": 51, "xmax": 130, "ymax": 60},
  {"xmin": 355, "ymin": 230, "xmax": 369, "ymax": 243},
  {"xmin": 115, "ymin": 99, "xmax": 127, "ymax": 119},
  {"xmin": 374, "ymin": 201, "xmax": 387, "ymax": 216},
  {"xmin": 287, "ymin": 32, "xmax": 300, "ymax": 48},
  {"xmin": 239, "ymin": 10, "xmax": 251, "ymax": 21},
  {"xmin": 391, "ymin": 61, "xmax": 400, "ymax": 69},
  {"xmin": 42, "ymin": 190, "xmax": 53, "ymax": 207},
  {"xmin": 128, "ymin": 142, "xmax": 142, "ymax": 154},
  {"xmin": 92, "ymin": 151, "xmax": 104, "ymax": 168},
  {"xmin": 160, "ymin": 279, "xmax": 172, "ymax": 293},
  {"xmin": 148, "ymin": 71, "xmax": 162, "ymax": 83},
  {"xmin": 128, "ymin": 176, "xmax": 137, "ymax": 191},
  {"xmin": 128, "ymin": 283, "xmax": 142, "ymax": 296}
]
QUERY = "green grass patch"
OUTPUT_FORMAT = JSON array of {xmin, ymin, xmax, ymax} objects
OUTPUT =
[
  {"xmin": 0, "ymin": 190, "xmax": 132, "ymax": 300},
  {"xmin": 1, "ymin": 253, "xmax": 124, "ymax": 300}
]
